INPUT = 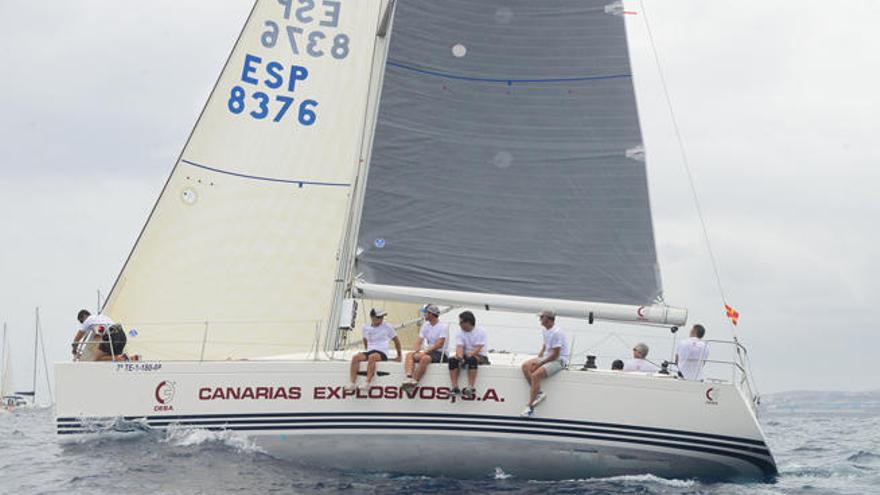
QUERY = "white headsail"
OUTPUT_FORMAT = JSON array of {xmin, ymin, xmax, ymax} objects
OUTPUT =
[{"xmin": 104, "ymin": 0, "xmax": 392, "ymax": 359}]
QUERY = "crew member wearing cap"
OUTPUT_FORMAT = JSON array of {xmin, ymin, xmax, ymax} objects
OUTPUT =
[
  {"xmin": 402, "ymin": 304, "xmax": 447, "ymax": 390},
  {"xmin": 520, "ymin": 310, "xmax": 570, "ymax": 417},
  {"xmin": 347, "ymin": 308, "xmax": 402, "ymax": 392},
  {"xmin": 447, "ymin": 310, "xmax": 489, "ymax": 397},
  {"xmin": 623, "ymin": 342, "xmax": 659, "ymax": 372}
]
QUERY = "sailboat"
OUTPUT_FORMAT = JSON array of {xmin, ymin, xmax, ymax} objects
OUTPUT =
[
  {"xmin": 1, "ymin": 323, "xmax": 27, "ymax": 409},
  {"xmin": 3, "ymin": 309, "xmax": 53, "ymax": 410},
  {"xmin": 55, "ymin": 0, "xmax": 776, "ymax": 481}
]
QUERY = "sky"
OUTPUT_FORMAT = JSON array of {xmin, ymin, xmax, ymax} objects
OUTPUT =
[{"xmin": 0, "ymin": 0, "xmax": 878, "ymax": 399}]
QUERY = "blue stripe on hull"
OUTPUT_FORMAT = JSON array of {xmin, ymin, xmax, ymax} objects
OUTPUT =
[
  {"xmin": 57, "ymin": 411, "xmax": 767, "ymax": 446},
  {"xmin": 57, "ymin": 413, "xmax": 776, "ymax": 477}
]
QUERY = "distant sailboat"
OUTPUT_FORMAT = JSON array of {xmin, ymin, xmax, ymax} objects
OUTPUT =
[
  {"xmin": 1, "ymin": 323, "xmax": 26, "ymax": 409},
  {"xmin": 2, "ymin": 309, "xmax": 53, "ymax": 410},
  {"xmin": 2, "ymin": 323, "xmax": 28, "ymax": 409},
  {"xmin": 56, "ymin": 0, "xmax": 775, "ymax": 480}
]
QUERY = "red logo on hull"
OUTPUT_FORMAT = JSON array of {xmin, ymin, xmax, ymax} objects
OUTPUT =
[{"xmin": 154, "ymin": 380, "xmax": 176, "ymax": 412}]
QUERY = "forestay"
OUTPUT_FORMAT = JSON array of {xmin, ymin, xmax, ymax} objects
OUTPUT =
[
  {"xmin": 104, "ymin": 0, "xmax": 389, "ymax": 359},
  {"xmin": 357, "ymin": 0, "xmax": 664, "ymax": 307}
]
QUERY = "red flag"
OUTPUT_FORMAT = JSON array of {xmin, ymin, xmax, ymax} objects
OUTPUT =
[{"xmin": 724, "ymin": 304, "xmax": 740, "ymax": 326}]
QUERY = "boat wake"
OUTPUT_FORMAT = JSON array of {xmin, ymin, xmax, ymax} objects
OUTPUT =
[
  {"xmin": 60, "ymin": 419, "xmax": 265, "ymax": 457},
  {"xmin": 529, "ymin": 473, "xmax": 697, "ymax": 488},
  {"xmin": 62, "ymin": 417, "xmax": 152, "ymax": 442},
  {"xmin": 587, "ymin": 474, "xmax": 697, "ymax": 487},
  {"xmin": 493, "ymin": 467, "xmax": 512, "ymax": 480},
  {"xmin": 847, "ymin": 450, "xmax": 880, "ymax": 464},
  {"xmin": 162, "ymin": 424, "xmax": 264, "ymax": 454}
]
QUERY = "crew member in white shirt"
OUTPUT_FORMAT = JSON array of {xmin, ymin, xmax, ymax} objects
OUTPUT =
[
  {"xmin": 72, "ymin": 309, "xmax": 116, "ymax": 361},
  {"xmin": 520, "ymin": 310, "xmax": 570, "ymax": 417},
  {"xmin": 447, "ymin": 310, "xmax": 489, "ymax": 397},
  {"xmin": 347, "ymin": 308, "xmax": 402, "ymax": 392},
  {"xmin": 623, "ymin": 342, "xmax": 660, "ymax": 372},
  {"xmin": 675, "ymin": 324, "xmax": 710, "ymax": 380},
  {"xmin": 403, "ymin": 304, "xmax": 448, "ymax": 390}
]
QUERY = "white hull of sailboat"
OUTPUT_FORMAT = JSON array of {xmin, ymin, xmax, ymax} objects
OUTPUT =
[{"xmin": 55, "ymin": 359, "xmax": 775, "ymax": 481}]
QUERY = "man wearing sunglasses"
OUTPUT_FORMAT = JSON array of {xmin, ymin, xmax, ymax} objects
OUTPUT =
[
  {"xmin": 447, "ymin": 310, "xmax": 489, "ymax": 397},
  {"xmin": 402, "ymin": 304, "xmax": 448, "ymax": 390},
  {"xmin": 346, "ymin": 308, "xmax": 402, "ymax": 392},
  {"xmin": 623, "ymin": 342, "xmax": 659, "ymax": 372}
]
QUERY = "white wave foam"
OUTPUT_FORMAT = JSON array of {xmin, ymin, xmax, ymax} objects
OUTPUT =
[
  {"xmin": 162, "ymin": 424, "xmax": 264, "ymax": 454},
  {"xmin": 60, "ymin": 417, "xmax": 152, "ymax": 444},
  {"xmin": 493, "ymin": 467, "xmax": 512, "ymax": 480},
  {"xmin": 593, "ymin": 474, "xmax": 696, "ymax": 487},
  {"xmin": 531, "ymin": 473, "xmax": 696, "ymax": 488}
]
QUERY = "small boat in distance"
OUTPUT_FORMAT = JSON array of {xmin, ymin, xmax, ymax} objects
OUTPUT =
[
  {"xmin": 1, "ymin": 323, "xmax": 29, "ymax": 410},
  {"xmin": 56, "ymin": 0, "xmax": 776, "ymax": 481},
  {"xmin": 2, "ymin": 324, "xmax": 22, "ymax": 409},
  {"xmin": 2, "ymin": 309, "xmax": 53, "ymax": 411}
]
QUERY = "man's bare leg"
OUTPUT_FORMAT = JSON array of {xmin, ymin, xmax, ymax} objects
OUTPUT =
[
  {"xmin": 467, "ymin": 367, "xmax": 478, "ymax": 388},
  {"xmin": 529, "ymin": 367, "xmax": 547, "ymax": 405},
  {"xmin": 94, "ymin": 352, "xmax": 115, "ymax": 362},
  {"xmin": 404, "ymin": 351, "xmax": 420, "ymax": 378},
  {"xmin": 365, "ymin": 353, "xmax": 383, "ymax": 384},
  {"xmin": 413, "ymin": 354, "xmax": 433, "ymax": 383},
  {"xmin": 350, "ymin": 353, "xmax": 367, "ymax": 384},
  {"xmin": 521, "ymin": 358, "xmax": 538, "ymax": 383}
]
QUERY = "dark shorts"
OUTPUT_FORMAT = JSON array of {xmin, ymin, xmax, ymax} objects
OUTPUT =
[
  {"xmin": 448, "ymin": 355, "xmax": 490, "ymax": 370},
  {"xmin": 418, "ymin": 350, "xmax": 447, "ymax": 363},
  {"xmin": 98, "ymin": 324, "xmax": 127, "ymax": 355},
  {"xmin": 361, "ymin": 350, "xmax": 388, "ymax": 361}
]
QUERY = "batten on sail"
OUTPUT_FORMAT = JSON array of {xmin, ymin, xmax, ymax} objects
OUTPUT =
[
  {"xmin": 355, "ymin": 282, "xmax": 687, "ymax": 326},
  {"xmin": 104, "ymin": 0, "xmax": 390, "ymax": 359}
]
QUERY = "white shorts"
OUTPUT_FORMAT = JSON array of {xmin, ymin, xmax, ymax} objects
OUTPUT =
[{"xmin": 541, "ymin": 359, "xmax": 566, "ymax": 377}]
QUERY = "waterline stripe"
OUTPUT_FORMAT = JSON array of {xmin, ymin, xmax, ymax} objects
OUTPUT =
[
  {"xmin": 57, "ymin": 411, "xmax": 767, "ymax": 447},
  {"xmin": 56, "ymin": 422, "xmax": 776, "ymax": 475},
  {"xmin": 57, "ymin": 417, "xmax": 770, "ymax": 455}
]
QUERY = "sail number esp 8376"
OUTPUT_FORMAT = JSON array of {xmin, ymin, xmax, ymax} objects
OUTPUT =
[{"xmin": 226, "ymin": 0, "xmax": 349, "ymax": 126}]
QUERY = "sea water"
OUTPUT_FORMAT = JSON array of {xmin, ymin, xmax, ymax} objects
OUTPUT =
[{"xmin": 1, "ymin": 390, "xmax": 877, "ymax": 494}]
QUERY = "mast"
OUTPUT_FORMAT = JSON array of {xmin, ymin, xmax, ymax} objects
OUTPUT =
[
  {"xmin": 32, "ymin": 307, "xmax": 39, "ymax": 402},
  {"xmin": 37, "ymin": 313, "xmax": 53, "ymax": 404},
  {"xmin": 325, "ymin": 0, "xmax": 398, "ymax": 352}
]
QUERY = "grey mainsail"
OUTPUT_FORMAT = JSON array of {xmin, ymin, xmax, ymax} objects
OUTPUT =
[{"xmin": 356, "ymin": 0, "xmax": 662, "ymax": 306}]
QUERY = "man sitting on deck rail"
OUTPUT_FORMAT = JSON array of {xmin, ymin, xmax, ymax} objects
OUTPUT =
[
  {"xmin": 447, "ymin": 310, "xmax": 489, "ymax": 397},
  {"xmin": 402, "ymin": 304, "xmax": 447, "ymax": 391},
  {"xmin": 346, "ymin": 308, "xmax": 402, "ymax": 392},
  {"xmin": 675, "ymin": 324, "xmax": 710, "ymax": 380},
  {"xmin": 623, "ymin": 342, "xmax": 659, "ymax": 372},
  {"xmin": 520, "ymin": 310, "xmax": 570, "ymax": 418}
]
